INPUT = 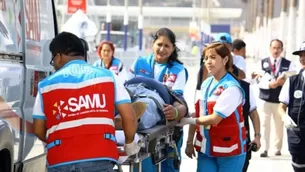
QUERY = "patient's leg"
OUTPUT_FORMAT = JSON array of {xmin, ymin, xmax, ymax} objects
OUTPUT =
[{"xmin": 115, "ymin": 101, "xmax": 147, "ymax": 130}]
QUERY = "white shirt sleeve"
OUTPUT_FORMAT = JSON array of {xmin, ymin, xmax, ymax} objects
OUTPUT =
[
  {"xmin": 249, "ymin": 87, "xmax": 257, "ymax": 112},
  {"xmin": 171, "ymin": 69, "xmax": 186, "ymax": 94},
  {"xmin": 118, "ymin": 65, "xmax": 129, "ymax": 83},
  {"xmin": 113, "ymin": 73, "xmax": 131, "ymax": 105},
  {"xmin": 213, "ymin": 86, "xmax": 243, "ymax": 118},
  {"xmin": 279, "ymin": 78, "xmax": 290, "ymax": 105},
  {"xmin": 32, "ymin": 91, "xmax": 46, "ymax": 120},
  {"xmin": 289, "ymin": 61, "xmax": 297, "ymax": 72},
  {"xmin": 233, "ymin": 55, "xmax": 247, "ymax": 74}
]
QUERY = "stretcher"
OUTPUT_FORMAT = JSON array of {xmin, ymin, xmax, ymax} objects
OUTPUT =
[{"xmin": 115, "ymin": 120, "xmax": 179, "ymax": 172}]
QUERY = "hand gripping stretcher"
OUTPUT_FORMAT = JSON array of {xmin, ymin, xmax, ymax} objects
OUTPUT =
[{"xmin": 115, "ymin": 120, "xmax": 179, "ymax": 172}]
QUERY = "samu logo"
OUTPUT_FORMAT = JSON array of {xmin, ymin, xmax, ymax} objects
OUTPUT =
[
  {"xmin": 68, "ymin": 94, "xmax": 106, "ymax": 112},
  {"xmin": 62, "ymin": 64, "xmax": 93, "ymax": 77}
]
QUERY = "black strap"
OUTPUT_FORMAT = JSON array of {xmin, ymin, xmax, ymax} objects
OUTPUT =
[
  {"xmin": 119, "ymin": 63, "xmax": 124, "ymax": 72},
  {"xmin": 196, "ymin": 65, "xmax": 205, "ymax": 90}
]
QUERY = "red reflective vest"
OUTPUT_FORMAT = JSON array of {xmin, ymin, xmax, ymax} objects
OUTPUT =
[
  {"xmin": 40, "ymin": 61, "xmax": 118, "ymax": 168},
  {"xmin": 194, "ymin": 74, "xmax": 247, "ymax": 157}
]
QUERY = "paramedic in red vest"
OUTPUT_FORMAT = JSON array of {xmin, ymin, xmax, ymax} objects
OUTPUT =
[
  {"xmin": 254, "ymin": 39, "xmax": 295, "ymax": 157},
  {"xmin": 279, "ymin": 42, "xmax": 305, "ymax": 172},
  {"xmin": 128, "ymin": 28, "xmax": 188, "ymax": 172},
  {"xmin": 32, "ymin": 32, "xmax": 139, "ymax": 172},
  {"xmin": 93, "ymin": 40, "xmax": 128, "ymax": 82},
  {"xmin": 178, "ymin": 42, "xmax": 247, "ymax": 172},
  {"xmin": 192, "ymin": 39, "xmax": 261, "ymax": 172}
]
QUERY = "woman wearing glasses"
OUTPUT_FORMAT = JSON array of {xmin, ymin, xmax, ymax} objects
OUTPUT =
[
  {"xmin": 178, "ymin": 42, "xmax": 247, "ymax": 172},
  {"xmin": 93, "ymin": 40, "xmax": 128, "ymax": 82}
]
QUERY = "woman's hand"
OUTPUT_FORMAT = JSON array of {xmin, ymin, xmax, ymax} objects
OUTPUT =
[
  {"xmin": 163, "ymin": 104, "xmax": 178, "ymax": 120},
  {"xmin": 185, "ymin": 143, "xmax": 196, "ymax": 159}
]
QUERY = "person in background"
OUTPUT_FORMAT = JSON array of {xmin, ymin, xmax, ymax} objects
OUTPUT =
[
  {"xmin": 129, "ymin": 27, "xmax": 188, "ymax": 172},
  {"xmin": 93, "ymin": 40, "xmax": 128, "ymax": 82},
  {"xmin": 33, "ymin": 32, "xmax": 139, "ymax": 172},
  {"xmin": 214, "ymin": 33, "xmax": 246, "ymax": 80},
  {"xmin": 278, "ymin": 42, "xmax": 305, "ymax": 172},
  {"xmin": 232, "ymin": 39, "xmax": 247, "ymax": 77},
  {"xmin": 179, "ymin": 42, "xmax": 246, "ymax": 172},
  {"xmin": 232, "ymin": 39, "xmax": 247, "ymax": 59},
  {"xmin": 255, "ymin": 39, "xmax": 295, "ymax": 157}
]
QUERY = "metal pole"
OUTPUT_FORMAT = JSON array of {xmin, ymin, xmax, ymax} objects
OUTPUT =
[
  {"xmin": 279, "ymin": 0, "xmax": 287, "ymax": 47},
  {"xmin": 267, "ymin": 0, "xmax": 274, "ymax": 41},
  {"xmin": 138, "ymin": 0, "xmax": 143, "ymax": 51},
  {"xmin": 247, "ymin": 0, "xmax": 252, "ymax": 31},
  {"xmin": 262, "ymin": 0, "xmax": 269, "ymax": 55},
  {"xmin": 123, "ymin": 0, "xmax": 128, "ymax": 51},
  {"xmin": 259, "ymin": 0, "xmax": 264, "ymax": 27},
  {"xmin": 297, "ymin": 0, "xmax": 305, "ymax": 47},
  {"xmin": 286, "ymin": 0, "xmax": 297, "ymax": 60},
  {"xmin": 252, "ymin": 0, "xmax": 257, "ymax": 32},
  {"xmin": 200, "ymin": 0, "xmax": 204, "ymax": 46},
  {"xmin": 264, "ymin": 0, "xmax": 269, "ymax": 26},
  {"xmin": 192, "ymin": 0, "xmax": 196, "ymax": 22},
  {"xmin": 106, "ymin": 0, "xmax": 111, "ymax": 41}
]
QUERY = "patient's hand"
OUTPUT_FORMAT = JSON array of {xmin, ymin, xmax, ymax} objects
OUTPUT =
[{"xmin": 163, "ymin": 104, "xmax": 177, "ymax": 120}]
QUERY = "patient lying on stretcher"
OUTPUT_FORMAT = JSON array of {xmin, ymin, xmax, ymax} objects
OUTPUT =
[{"xmin": 114, "ymin": 77, "xmax": 189, "ymax": 131}]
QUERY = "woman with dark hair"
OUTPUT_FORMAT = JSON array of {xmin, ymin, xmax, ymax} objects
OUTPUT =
[
  {"xmin": 128, "ymin": 27, "xmax": 187, "ymax": 96},
  {"xmin": 129, "ymin": 28, "xmax": 188, "ymax": 172},
  {"xmin": 93, "ymin": 40, "xmax": 128, "ymax": 82},
  {"xmin": 178, "ymin": 42, "xmax": 247, "ymax": 172}
]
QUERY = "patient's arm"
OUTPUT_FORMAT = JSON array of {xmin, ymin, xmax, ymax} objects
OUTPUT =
[{"xmin": 173, "ymin": 101, "xmax": 188, "ymax": 121}]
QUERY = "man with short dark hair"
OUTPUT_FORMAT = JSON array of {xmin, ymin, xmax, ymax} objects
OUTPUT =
[
  {"xmin": 33, "ymin": 32, "xmax": 139, "ymax": 172},
  {"xmin": 232, "ymin": 39, "xmax": 247, "ymax": 59}
]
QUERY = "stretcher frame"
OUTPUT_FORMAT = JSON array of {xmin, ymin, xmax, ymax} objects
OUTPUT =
[{"xmin": 116, "ymin": 121, "xmax": 178, "ymax": 172}]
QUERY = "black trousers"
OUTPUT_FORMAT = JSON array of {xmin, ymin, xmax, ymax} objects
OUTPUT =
[
  {"xmin": 292, "ymin": 155, "xmax": 305, "ymax": 172},
  {"xmin": 242, "ymin": 151, "xmax": 251, "ymax": 172},
  {"xmin": 287, "ymin": 128, "xmax": 305, "ymax": 172}
]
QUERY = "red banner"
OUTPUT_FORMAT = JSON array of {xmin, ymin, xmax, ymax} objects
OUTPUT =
[
  {"xmin": 0, "ymin": 0, "xmax": 6, "ymax": 11},
  {"xmin": 67, "ymin": 0, "xmax": 87, "ymax": 14}
]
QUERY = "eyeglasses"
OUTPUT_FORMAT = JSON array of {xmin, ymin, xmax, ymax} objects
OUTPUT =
[{"xmin": 49, "ymin": 54, "xmax": 56, "ymax": 66}]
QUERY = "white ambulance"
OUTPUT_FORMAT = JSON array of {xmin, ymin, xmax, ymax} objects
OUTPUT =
[{"xmin": 0, "ymin": 0, "xmax": 57, "ymax": 171}]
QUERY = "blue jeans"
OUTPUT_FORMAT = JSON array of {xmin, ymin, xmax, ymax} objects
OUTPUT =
[
  {"xmin": 197, "ymin": 152, "xmax": 246, "ymax": 172},
  {"xmin": 133, "ymin": 133, "xmax": 183, "ymax": 172},
  {"xmin": 48, "ymin": 160, "xmax": 114, "ymax": 172}
]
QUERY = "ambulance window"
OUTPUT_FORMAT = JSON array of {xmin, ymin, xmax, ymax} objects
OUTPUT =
[
  {"xmin": 24, "ymin": 0, "xmax": 57, "ymax": 67},
  {"xmin": 0, "ymin": 1, "xmax": 23, "ymax": 54}
]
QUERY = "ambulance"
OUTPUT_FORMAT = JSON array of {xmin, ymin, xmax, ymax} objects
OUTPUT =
[{"xmin": 0, "ymin": 0, "xmax": 57, "ymax": 171}]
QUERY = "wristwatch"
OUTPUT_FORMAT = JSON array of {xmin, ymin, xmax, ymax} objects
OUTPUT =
[{"xmin": 254, "ymin": 133, "xmax": 261, "ymax": 137}]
